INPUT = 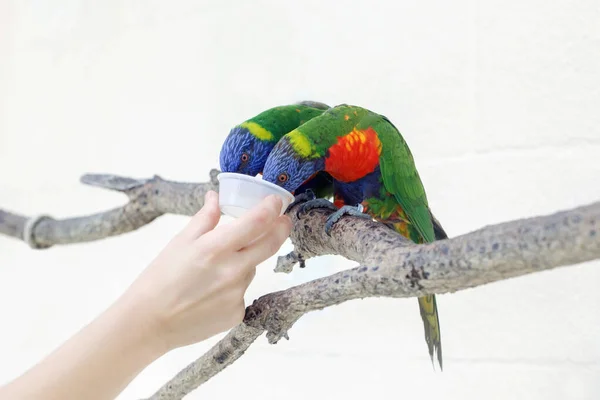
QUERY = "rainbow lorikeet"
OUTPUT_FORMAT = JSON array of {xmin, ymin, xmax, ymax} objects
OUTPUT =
[
  {"xmin": 261, "ymin": 104, "xmax": 447, "ymax": 369},
  {"xmin": 219, "ymin": 101, "xmax": 334, "ymax": 199}
]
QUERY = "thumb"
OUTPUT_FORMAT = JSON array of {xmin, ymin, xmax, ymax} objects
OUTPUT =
[{"xmin": 181, "ymin": 191, "xmax": 221, "ymax": 239}]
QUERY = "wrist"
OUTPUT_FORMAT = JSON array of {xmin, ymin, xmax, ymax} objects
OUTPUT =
[{"xmin": 111, "ymin": 284, "xmax": 171, "ymax": 361}]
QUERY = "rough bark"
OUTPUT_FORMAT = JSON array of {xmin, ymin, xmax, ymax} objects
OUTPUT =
[
  {"xmin": 147, "ymin": 325, "xmax": 263, "ymax": 400},
  {"xmin": 0, "ymin": 170, "xmax": 219, "ymax": 248},
  {"xmin": 1, "ymin": 171, "xmax": 598, "ymax": 400},
  {"xmin": 145, "ymin": 198, "xmax": 600, "ymax": 399}
]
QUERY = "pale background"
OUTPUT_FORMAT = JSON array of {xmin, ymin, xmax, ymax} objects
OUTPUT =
[{"xmin": 1, "ymin": 1, "xmax": 600, "ymax": 399}]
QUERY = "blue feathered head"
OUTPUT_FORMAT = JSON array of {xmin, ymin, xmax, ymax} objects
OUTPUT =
[
  {"xmin": 219, "ymin": 125, "xmax": 276, "ymax": 176},
  {"xmin": 262, "ymin": 136, "xmax": 325, "ymax": 193}
]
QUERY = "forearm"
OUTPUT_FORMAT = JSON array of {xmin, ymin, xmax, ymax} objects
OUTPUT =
[
  {"xmin": 0, "ymin": 193, "xmax": 289, "ymax": 399},
  {"xmin": 0, "ymin": 289, "xmax": 166, "ymax": 400}
]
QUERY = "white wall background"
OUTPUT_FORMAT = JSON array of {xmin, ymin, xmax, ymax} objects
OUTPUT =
[{"xmin": 1, "ymin": 1, "xmax": 600, "ymax": 399}]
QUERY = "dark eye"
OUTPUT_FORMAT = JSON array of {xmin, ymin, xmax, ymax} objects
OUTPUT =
[
  {"xmin": 277, "ymin": 173, "xmax": 289, "ymax": 183},
  {"xmin": 240, "ymin": 152, "xmax": 250, "ymax": 163}
]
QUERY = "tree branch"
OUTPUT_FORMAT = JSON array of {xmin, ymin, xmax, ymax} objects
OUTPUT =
[
  {"xmin": 146, "ymin": 325, "xmax": 264, "ymax": 400},
  {"xmin": 1, "ymin": 172, "xmax": 598, "ymax": 400},
  {"xmin": 145, "ymin": 199, "xmax": 600, "ymax": 399},
  {"xmin": 0, "ymin": 170, "xmax": 219, "ymax": 248}
]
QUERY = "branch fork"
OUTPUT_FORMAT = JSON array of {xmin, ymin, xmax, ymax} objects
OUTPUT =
[{"xmin": 1, "ymin": 170, "xmax": 598, "ymax": 400}]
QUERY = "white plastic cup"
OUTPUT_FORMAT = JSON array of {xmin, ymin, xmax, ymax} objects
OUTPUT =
[{"xmin": 217, "ymin": 172, "xmax": 295, "ymax": 218}]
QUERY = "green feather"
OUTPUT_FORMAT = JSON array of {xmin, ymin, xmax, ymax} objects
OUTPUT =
[
  {"xmin": 245, "ymin": 104, "xmax": 328, "ymax": 143},
  {"xmin": 290, "ymin": 104, "xmax": 435, "ymax": 243},
  {"xmin": 295, "ymin": 104, "xmax": 371, "ymax": 156},
  {"xmin": 357, "ymin": 112, "xmax": 435, "ymax": 243}
]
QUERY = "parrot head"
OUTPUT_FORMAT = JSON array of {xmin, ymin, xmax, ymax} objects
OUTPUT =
[
  {"xmin": 262, "ymin": 131, "xmax": 325, "ymax": 193},
  {"xmin": 219, "ymin": 103, "xmax": 329, "ymax": 177},
  {"xmin": 219, "ymin": 124, "xmax": 276, "ymax": 176}
]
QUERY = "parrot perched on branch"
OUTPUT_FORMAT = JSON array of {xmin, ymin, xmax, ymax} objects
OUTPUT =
[
  {"xmin": 219, "ymin": 101, "xmax": 334, "ymax": 199},
  {"xmin": 261, "ymin": 104, "xmax": 447, "ymax": 369}
]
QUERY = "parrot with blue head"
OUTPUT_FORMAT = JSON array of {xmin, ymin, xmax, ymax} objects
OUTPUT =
[
  {"xmin": 262, "ymin": 104, "xmax": 448, "ymax": 370},
  {"xmin": 219, "ymin": 101, "xmax": 334, "ymax": 199}
]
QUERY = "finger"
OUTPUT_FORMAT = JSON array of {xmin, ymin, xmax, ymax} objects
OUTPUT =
[
  {"xmin": 180, "ymin": 191, "xmax": 221, "ymax": 239},
  {"xmin": 237, "ymin": 216, "xmax": 292, "ymax": 268},
  {"xmin": 203, "ymin": 195, "xmax": 283, "ymax": 252}
]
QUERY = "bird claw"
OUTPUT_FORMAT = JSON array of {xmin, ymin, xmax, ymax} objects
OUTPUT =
[
  {"xmin": 324, "ymin": 204, "xmax": 372, "ymax": 236},
  {"xmin": 296, "ymin": 198, "xmax": 339, "ymax": 219},
  {"xmin": 286, "ymin": 189, "xmax": 316, "ymax": 213}
]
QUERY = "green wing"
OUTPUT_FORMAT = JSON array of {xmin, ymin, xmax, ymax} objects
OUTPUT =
[
  {"xmin": 358, "ymin": 111, "xmax": 443, "ymax": 369},
  {"xmin": 356, "ymin": 112, "xmax": 435, "ymax": 243}
]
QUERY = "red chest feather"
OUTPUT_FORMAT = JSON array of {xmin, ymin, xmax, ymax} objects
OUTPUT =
[{"xmin": 324, "ymin": 127, "xmax": 382, "ymax": 182}]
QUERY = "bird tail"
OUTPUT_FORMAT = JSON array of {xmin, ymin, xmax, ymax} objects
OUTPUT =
[{"xmin": 418, "ymin": 294, "xmax": 443, "ymax": 370}]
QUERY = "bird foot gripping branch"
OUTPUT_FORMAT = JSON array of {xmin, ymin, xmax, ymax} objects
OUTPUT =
[
  {"xmin": 296, "ymin": 198, "xmax": 371, "ymax": 236},
  {"xmin": 276, "ymin": 194, "xmax": 375, "ymax": 275},
  {"xmin": 286, "ymin": 189, "xmax": 317, "ymax": 213},
  {"xmin": 323, "ymin": 205, "xmax": 372, "ymax": 235}
]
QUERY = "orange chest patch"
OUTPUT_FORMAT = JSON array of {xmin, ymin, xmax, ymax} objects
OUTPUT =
[{"xmin": 324, "ymin": 127, "xmax": 382, "ymax": 182}]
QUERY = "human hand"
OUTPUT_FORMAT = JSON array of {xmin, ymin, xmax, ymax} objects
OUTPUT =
[{"xmin": 125, "ymin": 191, "xmax": 292, "ymax": 352}]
